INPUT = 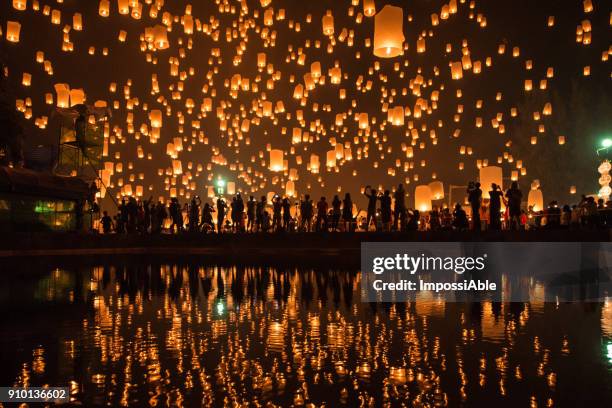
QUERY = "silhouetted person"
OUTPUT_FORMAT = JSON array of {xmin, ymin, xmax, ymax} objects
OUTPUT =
[
  {"xmin": 468, "ymin": 182, "xmax": 482, "ymax": 232},
  {"xmin": 169, "ymin": 197, "xmax": 182, "ymax": 234},
  {"xmin": 101, "ymin": 210, "xmax": 113, "ymax": 234},
  {"xmin": 489, "ymin": 183, "xmax": 503, "ymax": 230},
  {"xmin": 342, "ymin": 193, "xmax": 353, "ymax": 232},
  {"xmin": 505, "ymin": 182, "xmax": 523, "ymax": 230},
  {"xmin": 247, "ymin": 195, "xmax": 256, "ymax": 232},
  {"xmin": 393, "ymin": 183, "xmax": 406, "ymax": 231},
  {"xmin": 429, "ymin": 207, "xmax": 441, "ymax": 231},
  {"xmin": 272, "ymin": 195, "xmax": 282, "ymax": 231},
  {"xmin": 282, "ymin": 197, "xmax": 291, "ymax": 231},
  {"xmin": 235, "ymin": 193, "xmax": 245, "ymax": 232},
  {"xmin": 216, "ymin": 197, "xmax": 227, "ymax": 233},
  {"xmin": 364, "ymin": 186, "xmax": 378, "ymax": 231},
  {"xmin": 331, "ymin": 195, "xmax": 341, "ymax": 231},
  {"xmin": 300, "ymin": 194, "xmax": 313, "ymax": 231},
  {"xmin": 256, "ymin": 196, "xmax": 266, "ymax": 231},
  {"xmin": 453, "ymin": 203, "xmax": 469, "ymax": 231},
  {"xmin": 188, "ymin": 196, "xmax": 201, "ymax": 232},
  {"xmin": 201, "ymin": 202, "xmax": 214, "ymax": 232},
  {"xmin": 316, "ymin": 196, "xmax": 328, "ymax": 232}
]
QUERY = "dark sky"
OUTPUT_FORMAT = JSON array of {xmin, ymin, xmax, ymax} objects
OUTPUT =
[{"xmin": 1, "ymin": 0, "xmax": 611, "ymax": 210}]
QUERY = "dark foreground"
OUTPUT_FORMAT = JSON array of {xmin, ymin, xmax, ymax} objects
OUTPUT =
[
  {"xmin": 0, "ymin": 257, "xmax": 611, "ymax": 407},
  {"xmin": 0, "ymin": 229, "xmax": 610, "ymax": 258}
]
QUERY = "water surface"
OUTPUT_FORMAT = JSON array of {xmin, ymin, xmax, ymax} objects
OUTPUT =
[{"xmin": 1, "ymin": 258, "xmax": 611, "ymax": 407}]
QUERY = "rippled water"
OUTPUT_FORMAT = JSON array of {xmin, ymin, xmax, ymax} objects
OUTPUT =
[{"xmin": 1, "ymin": 258, "xmax": 611, "ymax": 407}]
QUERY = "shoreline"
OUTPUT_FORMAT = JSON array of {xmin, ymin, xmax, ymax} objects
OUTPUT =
[{"xmin": 0, "ymin": 229, "xmax": 610, "ymax": 258}]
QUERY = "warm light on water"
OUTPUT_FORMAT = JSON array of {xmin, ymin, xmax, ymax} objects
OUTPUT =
[{"xmin": 1, "ymin": 260, "xmax": 611, "ymax": 406}]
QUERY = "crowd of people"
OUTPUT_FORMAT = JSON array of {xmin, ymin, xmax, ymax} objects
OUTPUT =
[{"xmin": 98, "ymin": 182, "xmax": 612, "ymax": 234}]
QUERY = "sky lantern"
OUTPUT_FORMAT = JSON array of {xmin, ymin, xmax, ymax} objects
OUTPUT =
[
  {"xmin": 479, "ymin": 166, "xmax": 503, "ymax": 199},
  {"xmin": 118, "ymin": 0, "xmax": 130, "ymax": 15},
  {"xmin": 451, "ymin": 62, "xmax": 463, "ymax": 79},
  {"xmin": 99, "ymin": 0, "xmax": 110, "ymax": 17},
  {"xmin": 270, "ymin": 149, "xmax": 284, "ymax": 171},
  {"xmin": 322, "ymin": 10, "xmax": 334, "ymax": 36},
  {"xmin": 73, "ymin": 13, "xmax": 83, "ymax": 31},
  {"xmin": 528, "ymin": 189, "xmax": 544, "ymax": 211},
  {"xmin": 286, "ymin": 180, "xmax": 295, "ymax": 197},
  {"xmin": 363, "ymin": 0, "xmax": 376, "ymax": 17},
  {"xmin": 54, "ymin": 83, "xmax": 70, "ymax": 108},
  {"xmin": 69, "ymin": 89, "xmax": 85, "ymax": 106},
  {"xmin": 149, "ymin": 109, "xmax": 162, "ymax": 128},
  {"xmin": 153, "ymin": 25, "xmax": 169, "ymax": 49},
  {"xmin": 172, "ymin": 160, "xmax": 183, "ymax": 175},
  {"xmin": 12, "ymin": 0, "xmax": 26, "ymax": 11},
  {"xmin": 415, "ymin": 185, "xmax": 432, "ymax": 212},
  {"xmin": 310, "ymin": 154, "xmax": 320, "ymax": 173},
  {"xmin": 373, "ymin": 5, "xmax": 404, "ymax": 58},
  {"xmin": 6, "ymin": 21, "xmax": 21, "ymax": 43},
  {"xmin": 326, "ymin": 150, "xmax": 337, "ymax": 167},
  {"xmin": 428, "ymin": 181, "xmax": 444, "ymax": 200}
]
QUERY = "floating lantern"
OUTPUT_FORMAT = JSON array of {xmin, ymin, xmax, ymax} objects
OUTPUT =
[
  {"xmin": 322, "ymin": 10, "xmax": 334, "ymax": 36},
  {"xmin": 428, "ymin": 181, "xmax": 444, "ymax": 200},
  {"xmin": 286, "ymin": 180, "xmax": 295, "ymax": 197},
  {"xmin": 6, "ymin": 21, "xmax": 21, "ymax": 43},
  {"xmin": 154, "ymin": 25, "xmax": 169, "ymax": 49},
  {"xmin": 363, "ymin": 0, "xmax": 376, "ymax": 17},
  {"xmin": 13, "ymin": 0, "xmax": 26, "ymax": 11},
  {"xmin": 149, "ymin": 109, "xmax": 162, "ymax": 128},
  {"xmin": 172, "ymin": 160, "xmax": 182, "ymax": 175},
  {"xmin": 69, "ymin": 89, "xmax": 85, "ymax": 106},
  {"xmin": 270, "ymin": 149, "xmax": 284, "ymax": 172},
  {"xmin": 528, "ymin": 189, "xmax": 544, "ymax": 211},
  {"xmin": 373, "ymin": 5, "xmax": 404, "ymax": 58},
  {"xmin": 479, "ymin": 166, "xmax": 503, "ymax": 199},
  {"xmin": 99, "ymin": 0, "xmax": 110, "ymax": 17},
  {"xmin": 415, "ymin": 185, "xmax": 432, "ymax": 212}
]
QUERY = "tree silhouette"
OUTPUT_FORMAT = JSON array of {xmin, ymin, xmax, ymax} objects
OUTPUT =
[
  {"xmin": 0, "ymin": 51, "xmax": 24, "ymax": 166},
  {"xmin": 510, "ymin": 78, "xmax": 611, "ymax": 203}
]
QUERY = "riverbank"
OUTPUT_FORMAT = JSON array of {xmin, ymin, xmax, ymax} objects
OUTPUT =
[{"xmin": 0, "ymin": 229, "xmax": 609, "ymax": 258}]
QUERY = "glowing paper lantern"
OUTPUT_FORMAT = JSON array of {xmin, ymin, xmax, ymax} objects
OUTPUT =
[
  {"xmin": 363, "ymin": 0, "xmax": 376, "ymax": 17},
  {"xmin": 154, "ymin": 25, "xmax": 169, "ymax": 49},
  {"xmin": 528, "ymin": 189, "xmax": 544, "ymax": 211},
  {"xmin": 479, "ymin": 166, "xmax": 503, "ymax": 199},
  {"xmin": 54, "ymin": 84, "xmax": 70, "ymax": 108},
  {"xmin": 6, "ymin": 21, "xmax": 21, "ymax": 43},
  {"xmin": 270, "ymin": 149, "xmax": 284, "ymax": 172},
  {"xmin": 149, "ymin": 109, "xmax": 162, "ymax": 128},
  {"xmin": 118, "ymin": 0, "xmax": 130, "ymax": 15},
  {"xmin": 414, "ymin": 185, "xmax": 432, "ymax": 212},
  {"xmin": 13, "ymin": 0, "xmax": 26, "ymax": 11},
  {"xmin": 172, "ymin": 160, "xmax": 183, "ymax": 175},
  {"xmin": 322, "ymin": 10, "xmax": 334, "ymax": 36},
  {"xmin": 99, "ymin": 0, "xmax": 110, "ymax": 17},
  {"xmin": 69, "ymin": 89, "xmax": 85, "ymax": 106},
  {"xmin": 428, "ymin": 181, "xmax": 445, "ymax": 200},
  {"xmin": 286, "ymin": 180, "xmax": 295, "ymax": 197},
  {"xmin": 227, "ymin": 182, "xmax": 236, "ymax": 195},
  {"xmin": 373, "ymin": 5, "xmax": 404, "ymax": 58},
  {"xmin": 326, "ymin": 150, "xmax": 336, "ymax": 168},
  {"xmin": 451, "ymin": 62, "xmax": 463, "ymax": 80},
  {"xmin": 310, "ymin": 154, "xmax": 320, "ymax": 173}
]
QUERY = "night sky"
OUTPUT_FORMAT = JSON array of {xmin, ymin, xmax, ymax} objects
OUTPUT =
[{"xmin": 1, "ymin": 0, "xmax": 611, "ymax": 210}]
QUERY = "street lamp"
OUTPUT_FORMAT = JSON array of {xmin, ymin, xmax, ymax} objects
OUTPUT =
[
  {"xmin": 216, "ymin": 178, "xmax": 225, "ymax": 195},
  {"xmin": 596, "ymin": 138, "xmax": 612, "ymax": 156}
]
